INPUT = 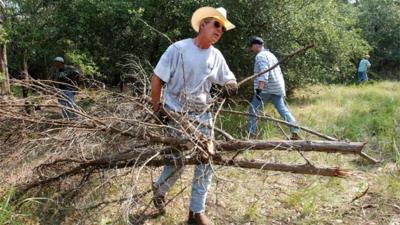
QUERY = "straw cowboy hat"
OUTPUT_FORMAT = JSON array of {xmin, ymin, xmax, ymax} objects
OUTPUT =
[{"xmin": 191, "ymin": 6, "xmax": 235, "ymax": 33}]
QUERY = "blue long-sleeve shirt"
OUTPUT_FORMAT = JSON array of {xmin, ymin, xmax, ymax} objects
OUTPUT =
[{"xmin": 253, "ymin": 48, "xmax": 286, "ymax": 96}]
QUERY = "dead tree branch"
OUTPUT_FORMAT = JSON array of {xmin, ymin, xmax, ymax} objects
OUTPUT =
[
  {"xmin": 220, "ymin": 109, "xmax": 338, "ymax": 141},
  {"xmin": 216, "ymin": 139, "xmax": 366, "ymax": 155}
]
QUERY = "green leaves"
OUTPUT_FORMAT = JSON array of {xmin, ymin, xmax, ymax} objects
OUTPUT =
[
  {"xmin": 3, "ymin": 0, "xmax": 391, "ymax": 89},
  {"xmin": 218, "ymin": 0, "xmax": 371, "ymax": 92},
  {"xmin": 357, "ymin": 0, "xmax": 400, "ymax": 67}
]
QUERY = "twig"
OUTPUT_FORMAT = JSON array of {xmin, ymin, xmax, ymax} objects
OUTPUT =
[
  {"xmin": 350, "ymin": 184, "xmax": 369, "ymax": 203},
  {"xmin": 359, "ymin": 152, "xmax": 380, "ymax": 164}
]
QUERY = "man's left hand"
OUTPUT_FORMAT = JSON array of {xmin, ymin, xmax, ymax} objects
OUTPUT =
[
  {"xmin": 224, "ymin": 80, "xmax": 238, "ymax": 96},
  {"xmin": 255, "ymin": 88, "xmax": 262, "ymax": 101}
]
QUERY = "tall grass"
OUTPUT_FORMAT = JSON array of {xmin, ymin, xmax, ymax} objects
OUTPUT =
[
  {"xmin": 291, "ymin": 81, "xmax": 400, "ymax": 162},
  {"xmin": 220, "ymin": 81, "xmax": 400, "ymax": 162}
]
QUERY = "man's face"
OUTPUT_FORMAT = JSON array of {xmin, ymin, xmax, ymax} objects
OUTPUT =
[
  {"xmin": 250, "ymin": 44, "xmax": 261, "ymax": 54},
  {"xmin": 53, "ymin": 61, "xmax": 64, "ymax": 69},
  {"xmin": 199, "ymin": 18, "xmax": 226, "ymax": 44}
]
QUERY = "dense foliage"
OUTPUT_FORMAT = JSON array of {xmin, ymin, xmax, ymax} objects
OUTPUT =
[
  {"xmin": 2, "ymin": 0, "xmax": 398, "ymax": 91},
  {"xmin": 356, "ymin": 0, "xmax": 400, "ymax": 77}
]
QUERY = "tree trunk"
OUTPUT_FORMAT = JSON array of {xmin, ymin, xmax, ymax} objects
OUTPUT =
[
  {"xmin": 21, "ymin": 50, "xmax": 33, "ymax": 113},
  {"xmin": 0, "ymin": 43, "xmax": 9, "ymax": 95},
  {"xmin": 22, "ymin": 50, "xmax": 28, "ymax": 76}
]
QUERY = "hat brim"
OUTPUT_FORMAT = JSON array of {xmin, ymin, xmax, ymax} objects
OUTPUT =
[{"xmin": 191, "ymin": 7, "xmax": 235, "ymax": 33}]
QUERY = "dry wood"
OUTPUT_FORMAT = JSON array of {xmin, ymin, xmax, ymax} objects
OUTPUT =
[
  {"xmin": 220, "ymin": 109, "xmax": 338, "ymax": 141},
  {"xmin": 216, "ymin": 139, "xmax": 366, "ymax": 155},
  {"xmin": 18, "ymin": 146, "xmax": 351, "ymax": 193},
  {"xmin": 3, "ymin": 79, "xmax": 374, "ymax": 201},
  {"xmin": 144, "ymin": 136, "xmax": 366, "ymax": 156},
  {"xmin": 359, "ymin": 152, "xmax": 380, "ymax": 164},
  {"xmin": 160, "ymin": 107, "xmax": 215, "ymax": 157},
  {"xmin": 216, "ymin": 158, "xmax": 349, "ymax": 177},
  {"xmin": 350, "ymin": 184, "xmax": 369, "ymax": 203}
]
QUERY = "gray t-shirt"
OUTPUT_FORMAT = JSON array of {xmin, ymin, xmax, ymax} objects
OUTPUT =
[{"xmin": 154, "ymin": 38, "xmax": 236, "ymax": 112}]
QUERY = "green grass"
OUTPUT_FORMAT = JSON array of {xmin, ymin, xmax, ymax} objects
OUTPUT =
[
  {"xmin": 77, "ymin": 96, "xmax": 96, "ymax": 111},
  {"xmin": 284, "ymin": 180, "xmax": 334, "ymax": 217},
  {"xmin": 292, "ymin": 81, "xmax": 400, "ymax": 162},
  {"xmin": 206, "ymin": 81, "xmax": 400, "ymax": 224},
  {"xmin": 377, "ymin": 174, "xmax": 400, "ymax": 199},
  {"xmin": 10, "ymin": 86, "xmax": 23, "ymax": 97},
  {"xmin": 221, "ymin": 81, "xmax": 400, "ymax": 162},
  {"xmin": 0, "ymin": 188, "xmax": 17, "ymax": 225},
  {"xmin": 0, "ymin": 188, "xmax": 47, "ymax": 225}
]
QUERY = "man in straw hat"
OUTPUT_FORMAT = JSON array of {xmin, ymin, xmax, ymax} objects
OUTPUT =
[{"xmin": 150, "ymin": 6, "xmax": 238, "ymax": 225}]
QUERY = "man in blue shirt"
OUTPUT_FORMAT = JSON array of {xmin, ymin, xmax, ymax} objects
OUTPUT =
[
  {"xmin": 357, "ymin": 54, "xmax": 371, "ymax": 83},
  {"xmin": 247, "ymin": 37, "xmax": 301, "ymax": 140}
]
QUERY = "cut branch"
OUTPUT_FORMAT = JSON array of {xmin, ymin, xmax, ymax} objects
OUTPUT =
[
  {"xmin": 216, "ymin": 140, "xmax": 366, "ymax": 155},
  {"xmin": 18, "ymin": 144, "xmax": 352, "ymax": 193},
  {"xmin": 215, "ymin": 158, "xmax": 349, "ymax": 177},
  {"xmin": 220, "ymin": 109, "xmax": 338, "ymax": 141}
]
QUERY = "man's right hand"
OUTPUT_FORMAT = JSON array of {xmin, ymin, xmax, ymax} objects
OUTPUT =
[
  {"xmin": 255, "ymin": 88, "xmax": 262, "ymax": 101},
  {"xmin": 153, "ymin": 104, "xmax": 169, "ymax": 125}
]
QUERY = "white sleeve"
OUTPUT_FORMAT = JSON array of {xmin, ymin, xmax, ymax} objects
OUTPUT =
[
  {"xmin": 210, "ymin": 50, "xmax": 236, "ymax": 85},
  {"xmin": 153, "ymin": 45, "xmax": 179, "ymax": 83}
]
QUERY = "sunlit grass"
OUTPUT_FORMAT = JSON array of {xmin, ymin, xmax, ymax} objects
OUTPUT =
[{"xmin": 221, "ymin": 81, "xmax": 400, "ymax": 162}]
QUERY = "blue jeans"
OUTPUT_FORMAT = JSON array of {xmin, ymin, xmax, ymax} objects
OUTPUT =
[
  {"xmin": 58, "ymin": 90, "xmax": 77, "ymax": 120},
  {"xmin": 154, "ymin": 112, "xmax": 213, "ymax": 213},
  {"xmin": 248, "ymin": 93, "xmax": 299, "ymax": 135},
  {"xmin": 357, "ymin": 71, "xmax": 368, "ymax": 82}
]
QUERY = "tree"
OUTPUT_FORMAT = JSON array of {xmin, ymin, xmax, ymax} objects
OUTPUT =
[
  {"xmin": 2, "ymin": 0, "xmax": 371, "ymax": 90},
  {"xmin": 0, "ymin": 0, "xmax": 10, "ymax": 95},
  {"xmin": 5, "ymin": 0, "xmax": 60, "ymax": 80},
  {"xmin": 220, "ymin": 0, "xmax": 370, "ymax": 92},
  {"xmin": 357, "ymin": 0, "xmax": 400, "ymax": 77}
]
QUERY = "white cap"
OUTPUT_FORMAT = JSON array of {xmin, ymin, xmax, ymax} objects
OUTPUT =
[{"xmin": 53, "ymin": 56, "xmax": 64, "ymax": 63}]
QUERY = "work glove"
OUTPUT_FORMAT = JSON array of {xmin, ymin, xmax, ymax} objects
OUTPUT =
[
  {"xmin": 153, "ymin": 104, "xmax": 169, "ymax": 125},
  {"xmin": 224, "ymin": 80, "xmax": 238, "ymax": 97},
  {"xmin": 255, "ymin": 88, "xmax": 262, "ymax": 101}
]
